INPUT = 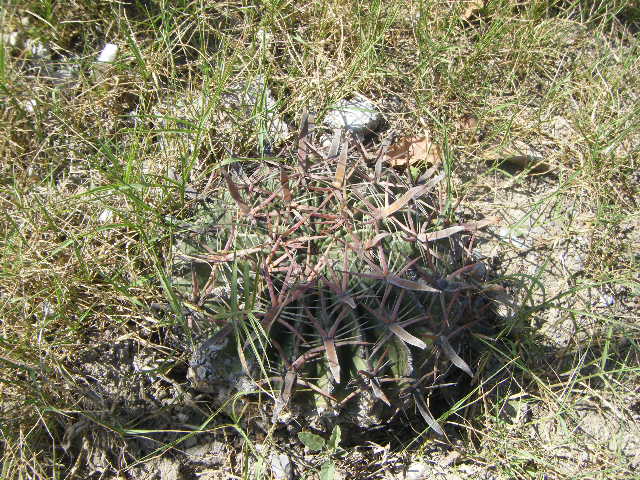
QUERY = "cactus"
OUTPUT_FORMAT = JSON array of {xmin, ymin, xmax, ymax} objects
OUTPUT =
[{"xmin": 170, "ymin": 128, "xmax": 497, "ymax": 435}]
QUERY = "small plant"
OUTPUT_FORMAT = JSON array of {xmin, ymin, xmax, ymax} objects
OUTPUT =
[
  {"xmin": 171, "ymin": 125, "xmax": 499, "ymax": 436},
  {"xmin": 298, "ymin": 425, "xmax": 343, "ymax": 480}
]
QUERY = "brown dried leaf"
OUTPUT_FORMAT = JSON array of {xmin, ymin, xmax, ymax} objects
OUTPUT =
[
  {"xmin": 328, "ymin": 129, "xmax": 342, "ymax": 159},
  {"xmin": 280, "ymin": 369, "xmax": 298, "ymax": 406},
  {"xmin": 482, "ymin": 284, "xmax": 518, "ymax": 310},
  {"xmin": 370, "ymin": 378, "xmax": 391, "ymax": 406},
  {"xmin": 271, "ymin": 369, "xmax": 297, "ymax": 422},
  {"xmin": 324, "ymin": 338, "xmax": 341, "ymax": 384},
  {"xmin": 419, "ymin": 216, "xmax": 500, "ymax": 242},
  {"xmin": 383, "ymin": 135, "xmax": 442, "ymax": 168},
  {"xmin": 413, "ymin": 391, "xmax": 445, "ymax": 436},
  {"xmin": 387, "ymin": 275, "xmax": 441, "ymax": 293},
  {"xmin": 280, "ymin": 167, "xmax": 292, "ymax": 203},
  {"xmin": 461, "ymin": 0, "xmax": 484, "ymax": 20},
  {"xmin": 375, "ymin": 177, "xmax": 442, "ymax": 219},
  {"xmin": 503, "ymin": 155, "xmax": 551, "ymax": 174},
  {"xmin": 482, "ymin": 145, "xmax": 551, "ymax": 174},
  {"xmin": 224, "ymin": 172, "xmax": 250, "ymax": 215},
  {"xmin": 199, "ymin": 246, "xmax": 265, "ymax": 262},
  {"xmin": 297, "ymin": 112, "xmax": 313, "ymax": 173},
  {"xmin": 333, "ymin": 139, "xmax": 348, "ymax": 189},
  {"xmin": 459, "ymin": 114, "xmax": 479, "ymax": 131}
]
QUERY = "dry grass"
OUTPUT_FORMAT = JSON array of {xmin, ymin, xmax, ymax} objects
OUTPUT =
[{"xmin": 1, "ymin": 0, "xmax": 639, "ymax": 478}]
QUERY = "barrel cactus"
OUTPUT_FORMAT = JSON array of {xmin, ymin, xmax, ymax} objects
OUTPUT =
[{"xmin": 169, "ymin": 126, "xmax": 497, "ymax": 436}]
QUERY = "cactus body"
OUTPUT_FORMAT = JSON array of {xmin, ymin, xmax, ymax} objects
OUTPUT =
[{"xmin": 170, "ymin": 138, "xmax": 495, "ymax": 434}]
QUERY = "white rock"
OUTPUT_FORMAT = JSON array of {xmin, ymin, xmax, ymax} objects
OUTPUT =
[
  {"xmin": 599, "ymin": 293, "xmax": 615, "ymax": 307},
  {"xmin": 23, "ymin": 99, "xmax": 37, "ymax": 113},
  {"xmin": 2, "ymin": 31, "xmax": 21, "ymax": 47},
  {"xmin": 270, "ymin": 452, "xmax": 293, "ymax": 480},
  {"xmin": 495, "ymin": 226, "xmax": 530, "ymax": 250},
  {"xmin": 25, "ymin": 39, "xmax": 50, "ymax": 58},
  {"xmin": 405, "ymin": 461, "xmax": 430, "ymax": 480},
  {"xmin": 98, "ymin": 209, "xmax": 113, "ymax": 223},
  {"xmin": 324, "ymin": 94, "xmax": 381, "ymax": 136},
  {"xmin": 96, "ymin": 43, "xmax": 118, "ymax": 63},
  {"xmin": 156, "ymin": 457, "xmax": 180, "ymax": 480},
  {"xmin": 256, "ymin": 28, "xmax": 273, "ymax": 50},
  {"xmin": 41, "ymin": 301, "xmax": 55, "ymax": 320}
]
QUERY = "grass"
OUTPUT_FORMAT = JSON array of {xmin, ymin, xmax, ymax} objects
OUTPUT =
[{"xmin": 1, "ymin": 0, "xmax": 639, "ymax": 478}]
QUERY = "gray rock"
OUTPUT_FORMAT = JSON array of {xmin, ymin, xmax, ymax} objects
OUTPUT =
[
  {"xmin": 187, "ymin": 331, "xmax": 256, "ymax": 406},
  {"xmin": 324, "ymin": 94, "xmax": 381, "ymax": 136},
  {"xmin": 96, "ymin": 43, "xmax": 118, "ymax": 63},
  {"xmin": 270, "ymin": 452, "xmax": 293, "ymax": 480},
  {"xmin": 157, "ymin": 457, "xmax": 181, "ymax": 480},
  {"xmin": 2, "ymin": 31, "xmax": 21, "ymax": 48},
  {"xmin": 404, "ymin": 461, "xmax": 431, "ymax": 480}
]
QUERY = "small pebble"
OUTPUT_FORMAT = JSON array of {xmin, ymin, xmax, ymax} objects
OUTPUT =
[
  {"xmin": 600, "ymin": 294, "xmax": 615, "ymax": 308},
  {"xmin": 25, "ymin": 39, "xmax": 49, "ymax": 58},
  {"xmin": 23, "ymin": 99, "xmax": 37, "ymax": 113},
  {"xmin": 324, "ymin": 94, "xmax": 381, "ymax": 136},
  {"xmin": 2, "ymin": 31, "xmax": 20, "ymax": 47},
  {"xmin": 405, "ymin": 461, "xmax": 430, "ymax": 480},
  {"xmin": 98, "ymin": 209, "xmax": 113, "ymax": 223},
  {"xmin": 97, "ymin": 43, "xmax": 118, "ymax": 63},
  {"xmin": 270, "ymin": 452, "xmax": 293, "ymax": 480},
  {"xmin": 41, "ymin": 301, "xmax": 55, "ymax": 319}
]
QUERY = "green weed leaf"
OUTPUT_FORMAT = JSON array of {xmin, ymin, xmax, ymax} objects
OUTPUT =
[
  {"xmin": 298, "ymin": 431, "xmax": 325, "ymax": 451},
  {"xmin": 320, "ymin": 460, "xmax": 336, "ymax": 480},
  {"xmin": 327, "ymin": 425, "xmax": 341, "ymax": 451}
]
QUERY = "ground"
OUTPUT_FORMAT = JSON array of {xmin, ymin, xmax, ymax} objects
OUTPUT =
[{"xmin": 0, "ymin": 1, "xmax": 639, "ymax": 479}]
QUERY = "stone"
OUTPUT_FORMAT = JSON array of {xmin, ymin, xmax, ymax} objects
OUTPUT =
[
  {"xmin": 324, "ymin": 94, "xmax": 382, "ymax": 137},
  {"xmin": 98, "ymin": 209, "xmax": 113, "ymax": 224},
  {"xmin": 96, "ymin": 43, "xmax": 118, "ymax": 63},
  {"xmin": 2, "ymin": 31, "xmax": 21, "ymax": 47},
  {"xmin": 404, "ymin": 461, "xmax": 430, "ymax": 480},
  {"xmin": 25, "ymin": 38, "xmax": 50, "ymax": 59},
  {"xmin": 270, "ymin": 452, "xmax": 293, "ymax": 480}
]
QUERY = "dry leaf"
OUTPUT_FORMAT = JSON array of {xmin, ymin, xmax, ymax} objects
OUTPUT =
[
  {"xmin": 370, "ymin": 379, "xmax": 391, "ymax": 406},
  {"xmin": 383, "ymin": 135, "xmax": 442, "ymax": 168},
  {"xmin": 413, "ymin": 392, "xmax": 445, "ymax": 436},
  {"xmin": 482, "ymin": 144, "xmax": 552, "ymax": 174},
  {"xmin": 223, "ymin": 172, "xmax": 250, "ymax": 215},
  {"xmin": 387, "ymin": 275, "xmax": 441, "ymax": 293},
  {"xmin": 332, "ymin": 138, "xmax": 348, "ymax": 189},
  {"xmin": 375, "ymin": 174, "xmax": 444, "ymax": 219},
  {"xmin": 419, "ymin": 216, "xmax": 500, "ymax": 242},
  {"xmin": 323, "ymin": 338, "xmax": 341, "ymax": 383},
  {"xmin": 297, "ymin": 111, "xmax": 313, "ymax": 173},
  {"xmin": 280, "ymin": 167, "xmax": 292, "ymax": 203},
  {"xmin": 459, "ymin": 114, "xmax": 478, "ymax": 131},
  {"xmin": 388, "ymin": 324, "xmax": 427, "ymax": 349},
  {"xmin": 200, "ymin": 246, "xmax": 265, "ymax": 262},
  {"xmin": 461, "ymin": 0, "xmax": 484, "ymax": 20},
  {"xmin": 503, "ymin": 155, "xmax": 551, "ymax": 173},
  {"xmin": 279, "ymin": 369, "xmax": 297, "ymax": 407}
]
